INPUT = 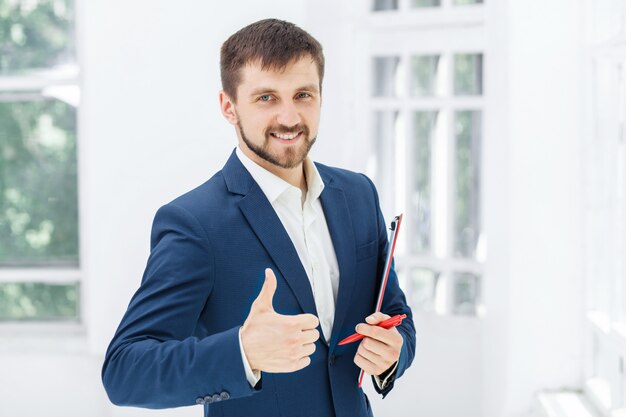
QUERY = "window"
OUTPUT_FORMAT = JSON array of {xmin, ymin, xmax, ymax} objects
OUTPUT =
[
  {"xmin": 364, "ymin": 0, "xmax": 485, "ymax": 316},
  {"xmin": 0, "ymin": 0, "xmax": 80, "ymax": 321},
  {"xmin": 584, "ymin": 0, "xmax": 626, "ymax": 415}
]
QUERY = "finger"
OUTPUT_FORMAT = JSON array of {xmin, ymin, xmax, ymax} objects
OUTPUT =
[
  {"xmin": 300, "ymin": 342, "xmax": 316, "ymax": 357},
  {"xmin": 295, "ymin": 313, "xmax": 320, "ymax": 330},
  {"xmin": 254, "ymin": 268, "xmax": 277, "ymax": 312},
  {"xmin": 353, "ymin": 351, "xmax": 378, "ymax": 375},
  {"xmin": 357, "ymin": 343, "xmax": 385, "ymax": 368},
  {"xmin": 360, "ymin": 336, "xmax": 390, "ymax": 357},
  {"xmin": 365, "ymin": 312, "xmax": 391, "ymax": 325},
  {"xmin": 293, "ymin": 355, "xmax": 312, "ymax": 372},
  {"xmin": 301, "ymin": 328, "xmax": 320, "ymax": 344},
  {"xmin": 355, "ymin": 323, "xmax": 395, "ymax": 344}
]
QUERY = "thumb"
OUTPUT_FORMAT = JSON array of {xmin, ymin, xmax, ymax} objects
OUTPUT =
[
  {"xmin": 365, "ymin": 312, "xmax": 390, "ymax": 325},
  {"xmin": 253, "ymin": 268, "xmax": 277, "ymax": 312}
]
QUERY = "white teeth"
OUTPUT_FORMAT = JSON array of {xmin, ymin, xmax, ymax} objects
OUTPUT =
[{"xmin": 273, "ymin": 132, "xmax": 299, "ymax": 140}]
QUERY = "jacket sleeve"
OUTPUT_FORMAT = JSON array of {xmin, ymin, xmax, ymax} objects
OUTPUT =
[
  {"xmin": 101, "ymin": 203, "xmax": 261, "ymax": 408},
  {"xmin": 362, "ymin": 175, "xmax": 417, "ymax": 399}
]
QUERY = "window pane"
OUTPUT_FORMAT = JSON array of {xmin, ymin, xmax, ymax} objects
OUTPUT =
[
  {"xmin": 372, "ymin": 56, "xmax": 401, "ymax": 98},
  {"xmin": 453, "ymin": 0, "xmax": 483, "ymax": 5},
  {"xmin": 0, "ymin": 97, "xmax": 79, "ymax": 266},
  {"xmin": 453, "ymin": 272, "xmax": 480, "ymax": 315},
  {"xmin": 0, "ymin": 282, "xmax": 78, "ymax": 320},
  {"xmin": 410, "ymin": 55, "xmax": 441, "ymax": 97},
  {"xmin": 412, "ymin": 111, "xmax": 436, "ymax": 254},
  {"xmin": 408, "ymin": 268, "xmax": 438, "ymax": 312},
  {"xmin": 373, "ymin": 0, "xmax": 398, "ymax": 11},
  {"xmin": 369, "ymin": 110, "xmax": 400, "ymax": 217},
  {"xmin": 454, "ymin": 110, "xmax": 482, "ymax": 258},
  {"xmin": 454, "ymin": 53, "xmax": 483, "ymax": 96},
  {"xmin": 411, "ymin": 0, "xmax": 441, "ymax": 8},
  {"xmin": 0, "ymin": 0, "xmax": 75, "ymax": 74}
]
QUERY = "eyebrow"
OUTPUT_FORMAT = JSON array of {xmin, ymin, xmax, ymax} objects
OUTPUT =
[{"xmin": 248, "ymin": 84, "xmax": 320, "ymax": 97}]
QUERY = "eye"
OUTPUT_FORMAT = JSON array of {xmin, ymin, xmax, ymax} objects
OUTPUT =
[
  {"xmin": 297, "ymin": 92, "xmax": 311, "ymax": 99},
  {"xmin": 258, "ymin": 95, "xmax": 273, "ymax": 102}
]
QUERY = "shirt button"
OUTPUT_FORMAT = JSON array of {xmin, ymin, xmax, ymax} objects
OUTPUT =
[
  {"xmin": 195, "ymin": 397, "xmax": 205, "ymax": 405},
  {"xmin": 212, "ymin": 393, "xmax": 222, "ymax": 402},
  {"xmin": 220, "ymin": 391, "xmax": 230, "ymax": 400},
  {"xmin": 204, "ymin": 395, "xmax": 214, "ymax": 404}
]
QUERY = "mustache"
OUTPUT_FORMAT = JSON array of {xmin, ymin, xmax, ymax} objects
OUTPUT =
[{"xmin": 265, "ymin": 124, "xmax": 309, "ymax": 136}]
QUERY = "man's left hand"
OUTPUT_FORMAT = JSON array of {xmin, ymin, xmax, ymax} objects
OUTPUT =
[{"xmin": 353, "ymin": 312, "xmax": 403, "ymax": 376}]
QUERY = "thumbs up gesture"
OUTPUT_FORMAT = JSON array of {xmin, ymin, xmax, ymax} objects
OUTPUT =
[{"xmin": 240, "ymin": 268, "xmax": 320, "ymax": 373}]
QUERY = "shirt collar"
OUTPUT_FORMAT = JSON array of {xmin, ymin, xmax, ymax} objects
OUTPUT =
[{"xmin": 235, "ymin": 146, "xmax": 325, "ymax": 204}]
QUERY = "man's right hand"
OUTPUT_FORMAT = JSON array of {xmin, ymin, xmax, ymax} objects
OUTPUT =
[{"xmin": 240, "ymin": 268, "xmax": 320, "ymax": 374}]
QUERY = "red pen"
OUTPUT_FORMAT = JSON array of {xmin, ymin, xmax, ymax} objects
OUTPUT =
[{"xmin": 338, "ymin": 314, "xmax": 406, "ymax": 346}]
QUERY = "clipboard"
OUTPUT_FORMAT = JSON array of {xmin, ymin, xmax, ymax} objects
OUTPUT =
[{"xmin": 358, "ymin": 213, "xmax": 403, "ymax": 388}]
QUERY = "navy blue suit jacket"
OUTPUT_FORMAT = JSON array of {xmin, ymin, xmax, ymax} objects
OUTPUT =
[{"xmin": 102, "ymin": 150, "xmax": 416, "ymax": 417}]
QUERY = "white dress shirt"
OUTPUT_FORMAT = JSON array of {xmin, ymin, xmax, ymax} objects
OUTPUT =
[{"xmin": 234, "ymin": 147, "xmax": 394, "ymax": 390}]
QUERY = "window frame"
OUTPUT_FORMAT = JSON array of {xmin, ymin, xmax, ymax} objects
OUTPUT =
[
  {"xmin": 0, "ymin": 0, "xmax": 83, "ymax": 326},
  {"xmin": 359, "ymin": 0, "xmax": 486, "ymax": 317}
]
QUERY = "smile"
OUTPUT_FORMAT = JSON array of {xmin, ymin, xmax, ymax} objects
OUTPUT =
[{"xmin": 270, "ymin": 131, "xmax": 302, "ymax": 142}]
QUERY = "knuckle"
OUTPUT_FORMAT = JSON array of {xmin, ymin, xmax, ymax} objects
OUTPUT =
[
  {"xmin": 290, "ymin": 319, "xmax": 303, "ymax": 331},
  {"xmin": 290, "ymin": 347, "xmax": 301, "ymax": 360},
  {"xmin": 284, "ymin": 335, "xmax": 298, "ymax": 348}
]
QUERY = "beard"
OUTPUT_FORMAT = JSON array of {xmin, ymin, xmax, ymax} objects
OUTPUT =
[{"xmin": 237, "ymin": 118, "xmax": 316, "ymax": 169}]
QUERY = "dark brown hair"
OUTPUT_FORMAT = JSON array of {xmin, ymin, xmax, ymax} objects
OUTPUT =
[{"xmin": 220, "ymin": 19, "xmax": 324, "ymax": 102}]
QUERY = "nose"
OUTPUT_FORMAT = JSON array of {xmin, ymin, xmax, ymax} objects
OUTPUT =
[{"xmin": 276, "ymin": 101, "xmax": 301, "ymax": 128}]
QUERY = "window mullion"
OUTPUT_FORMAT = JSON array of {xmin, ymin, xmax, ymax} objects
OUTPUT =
[{"xmin": 0, "ymin": 268, "xmax": 81, "ymax": 284}]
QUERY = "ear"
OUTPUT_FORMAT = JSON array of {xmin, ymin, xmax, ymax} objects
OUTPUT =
[{"xmin": 219, "ymin": 90, "xmax": 238, "ymax": 125}]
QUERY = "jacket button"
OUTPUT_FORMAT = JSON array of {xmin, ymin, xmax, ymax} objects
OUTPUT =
[
  {"xmin": 330, "ymin": 354, "xmax": 336, "ymax": 365},
  {"xmin": 204, "ymin": 395, "xmax": 214, "ymax": 404},
  {"xmin": 195, "ymin": 397, "xmax": 205, "ymax": 405},
  {"xmin": 220, "ymin": 391, "xmax": 230, "ymax": 400}
]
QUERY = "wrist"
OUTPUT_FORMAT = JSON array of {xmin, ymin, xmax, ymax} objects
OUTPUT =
[{"xmin": 239, "ymin": 325, "xmax": 258, "ymax": 371}]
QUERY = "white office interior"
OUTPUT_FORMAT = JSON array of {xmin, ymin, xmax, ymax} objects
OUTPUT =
[{"xmin": 0, "ymin": 0, "xmax": 624, "ymax": 416}]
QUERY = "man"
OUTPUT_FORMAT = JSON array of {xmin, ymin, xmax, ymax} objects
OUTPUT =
[{"xmin": 102, "ymin": 18, "xmax": 415, "ymax": 417}]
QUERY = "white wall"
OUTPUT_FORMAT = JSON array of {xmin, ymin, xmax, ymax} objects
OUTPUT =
[{"xmin": 482, "ymin": 1, "xmax": 585, "ymax": 417}]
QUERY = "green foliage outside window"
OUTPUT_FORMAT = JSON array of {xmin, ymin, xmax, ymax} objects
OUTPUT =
[
  {"xmin": 411, "ymin": 55, "xmax": 440, "ymax": 97},
  {"xmin": 411, "ymin": 0, "xmax": 441, "ymax": 8},
  {"xmin": 0, "ymin": 0, "xmax": 74, "ymax": 74},
  {"xmin": 455, "ymin": 110, "xmax": 481, "ymax": 259},
  {"xmin": 0, "ymin": 282, "xmax": 78, "ymax": 320},
  {"xmin": 0, "ymin": 99, "xmax": 78, "ymax": 266},
  {"xmin": 454, "ymin": 54, "xmax": 483, "ymax": 96},
  {"xmin": 413, "ymin": 111, "xmax": 435, "ymax": 254}
]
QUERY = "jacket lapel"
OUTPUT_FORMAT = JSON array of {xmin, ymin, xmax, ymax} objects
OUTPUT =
[
  {"xmin": 222, "ymin": 150, "xmax": 318, "ymax": 318},
  {"xmin": 317, "ymin": 166, "xmax": 357, "ymax": 352}
]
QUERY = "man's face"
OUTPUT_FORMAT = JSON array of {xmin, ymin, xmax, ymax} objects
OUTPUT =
[{"xmin": 221, "ymin": 56, "xmax": 321, "ymax": 171}]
